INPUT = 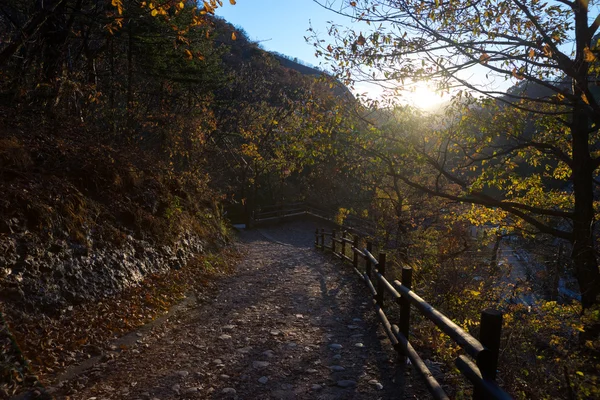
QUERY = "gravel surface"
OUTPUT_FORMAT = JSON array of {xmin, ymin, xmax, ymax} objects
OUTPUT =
[{"xmin": 43, "ymin": 221, "xmax": 425, "ymax": 399}]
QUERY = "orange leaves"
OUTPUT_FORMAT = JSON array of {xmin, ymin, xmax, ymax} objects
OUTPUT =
[
  {"xmin": 185, "ymin": 49, "xmax": 193, "ymax": 60},
  {"xmin": 583, "ymin": 46, "xmax": 596, "ymax": 63},
  {"xmin": 479, "ymin": 52, "xmax": 490, "ymax": 64},
  {"xmin": 350, "ymin": 1, "xmax": 357, "ymax": 6},
  {"xmin": 231, "ymin": 31, "xmax": 237, "ymax": 41},
  {"xmin": 230, "ymin": 0, "xmax": 237, "ymax": 4},
  {"xmin": 356, "ymin": 33, "xmax": 366, "ymax": 46},
  {"xmin": 512, "ymin": 67, "xmax": 525, "ymax": 80},
  {"xmin": 111, "ymin": 0, "xmax": 123, "ymax": 15}
]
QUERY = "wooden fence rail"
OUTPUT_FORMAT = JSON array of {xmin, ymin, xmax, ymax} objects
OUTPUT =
[
  {"xmin": 315, "ymin": 228, "xmax": 512, "ymax": 400},
  {"xmin": 251, "ymin": 202, "xmax": 376, "ymax": 235}
]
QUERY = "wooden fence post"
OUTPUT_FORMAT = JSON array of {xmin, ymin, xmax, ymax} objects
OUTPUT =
[
  {"xmin": 320, "ymin": 229, "xmax": 325, "ymax": 250},
  {"xmin": 399, "ymin": 266, "xmax": 413, "ymax": 360},
  {"xmin": 474, "ymin": 309, "xmax": 503, "ymax": 399},
  {"xmin": 341, "ymin": 230, "xmax": 347, "ymax": 259},
  {"xmin": 315, "ymin": 229, "xmax": 319, "ymax": 248},
  {"xmin": 332, "ymin": 230, "xmax": 336, "ymax": 254},
  {"xmin": 353, "ymin": 236, "xmax": 359, "ymax": 269},
  {"xmin": 366, "ymin": 242, "xmax": 373, "ymax": 278},
  {"xmin": 376, "ymin": 252, "xmax": 386, "ymax": 308}
]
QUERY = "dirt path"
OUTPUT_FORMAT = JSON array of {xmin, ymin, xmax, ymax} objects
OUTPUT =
[{"xmin": 47, "ymin": 221, "xmax": 423, "ymax": 399}]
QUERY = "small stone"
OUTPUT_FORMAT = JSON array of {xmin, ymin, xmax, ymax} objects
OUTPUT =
[
  {"xmin": 171, "ymin": 384, "xmax": 181, "ymax": 394},
  {"xmin": 270, "ymin": 330, "xmax": 281, "ymax": 336},
  {"xmin": 184, "ymin": 387, "xmax": 200, "ymax": 394},
  {"xmin": 176, "ymin": 370, "xmax": 189, "ymax": 377},
  {"xmin": 353, "ymin": 318, "xmax": 362, "ymax": 322},
  {"xmin": 347, "ymin": 325, "xmax": 359, "ymax": 329},
  {"xmin": 222, "ymin": 387, "xmax": 236, "ymax": 395},
  {"xmin": 329, "ymin": 344, "xmax": 343, "ymax": 350},
  {"xmin": 306, "ymin": 368, "xmax": 318, "ymax": 374},
  {"xmin": 337, "ymin": 380, "xmax": 357, "ymax": 388},
  {"xmin": 258, "ymin": 376, "xmax": 269, "ymax": 384},
  {"xmin": 281, "ymin": 383, "xmax": 294, "ymax": 390},
  {"xmin": 220, "ymin": 374, "xmax": 230, "ymax": 379},
  {"xmin": 213, "ymin": 359, "xmax": 224, "ymax": 365},
  {"xmin": 311, "ymin": 384, "xmax": 322, "ymax": 390},
  {"xmin": 354, "ymin": 343, "xmax": 365, "ymax": 348},
  {"xmin": 332, "ymin": 354, "xmax": 342, "ymax": 360},
  {"xmin": 263, "ymin": 350, "xmax": 275, "ymax": 358},
  {"xmin": 287, "ymin": 342, "xmax": 297, "ymax": 348},
  {"xmin": 253, "ymin": 361, "xmax": 270, "ymax": 369},
  {"xmin": 295, "ymin": 314, "xmax": 304, "ymax": 319},
  {"xmin": 237, "ymin": 347, "xmax": 252, "ymax": 354},
  {"xmin": 219, "ymin": 334, "xmax": 232, "ymax": 340},
  {"xmin": 329, "ymin": 366, "xmax": 345, "ymax": 372},
  {"xmin": 223, "ymin": 325, "xmax": 235, "ymax": 331}
]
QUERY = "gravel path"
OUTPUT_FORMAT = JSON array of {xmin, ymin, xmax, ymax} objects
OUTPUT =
[{"xmin": 48, "ymin": 221, "xmax": 424, "ymax": 399}]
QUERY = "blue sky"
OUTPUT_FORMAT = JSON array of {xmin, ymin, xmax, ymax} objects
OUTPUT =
[{"xmin": 216, "ymin": 0, "xmax": 346, "ymax": 70}]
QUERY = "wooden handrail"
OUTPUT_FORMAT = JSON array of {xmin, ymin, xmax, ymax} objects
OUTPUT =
[{"xmin": 315, "ymin": 228, "xmax": 511, "ymax": 400}]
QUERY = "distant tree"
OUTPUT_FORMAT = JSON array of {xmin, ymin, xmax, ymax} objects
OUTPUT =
[{"xmin": 312, "ymin": 0, "xmax": 600, "ymax": 317}]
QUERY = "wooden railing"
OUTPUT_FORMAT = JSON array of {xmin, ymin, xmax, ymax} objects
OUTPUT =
[
  {"xmin": 251, "ymin": 202, "xmax": 376, "ymax": 235},
  {"xmin": 315, "ymin": 228, "xmax": 512, "ymax": 400}
]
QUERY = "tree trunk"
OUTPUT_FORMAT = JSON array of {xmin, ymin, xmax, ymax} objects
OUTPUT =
[{"xmin": 570, "ymin": 101, "xmax": 600, "ymax": 313}]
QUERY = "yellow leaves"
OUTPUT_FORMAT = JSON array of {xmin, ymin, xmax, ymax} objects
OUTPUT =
[
  {"xmin": 151, "ymin": 9, "xmax": 158, "ymax": 16},
  {"xmin": 528, "ymin": 48, "xmax": 535, "ymax": 59},
  {"xmin": 231, "ymin": 32, "xmax": 237, "ymax": 41},
  {"xmin": 178, "ymin": 1, "xmax": 185, "ymax": 9},
  {"xmin": 582, "ymin": 93, "xmax": 590, "ymax": 104},
  {"xmin": 583, "ymin": 46, "xmax": 596, "ymax": 62},
  {"xmin": 203, "ymin": 0, "xmax": 215, "ymax": 14},
  {"xmin": 230, "ymin": 0, "xmax": 236, "ymax": 4},
  {"xmin": 111, "ymin": 0, "xmax": 123, "ymax": 15},
  {"xmin": 185, "ymin": 49, "xmax": 193, "ymax": 60}
]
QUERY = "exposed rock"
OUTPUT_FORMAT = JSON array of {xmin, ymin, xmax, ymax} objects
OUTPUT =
[
  {"xmin": 337, "ymin": 380, "xmax": 357, "ymax": 388},
  {"xmin": 252, "ymin": 361, "xmax": 270, "ymax": 369}
]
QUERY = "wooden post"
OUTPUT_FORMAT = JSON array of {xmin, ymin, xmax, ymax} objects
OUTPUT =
[
  {"xmin": 399, "ymin": 266, "xmax": 413, "ymax": 341},
  {"xmin": 366, "ymin": 241, "xmax": 373, "ymax": 278},
  {"xmin": 315, "ymin": 229, "xmax": 319, "ymax": 248},
  {"xmin": 376, "ymin": 252, "xmax": 386, "ymax": 308},
  {"xmin": 332, "ymin": 230, "xmax": 336, "ymax": 254},
  {"xmin": 475, "ymin": 309, "xmax": 503, "ymax": 399},
  {"xmin": 341, "ymin": 230, "xmax": 347, "ymax": 259},
  {"xmin": 320, "ymin": 229, "xmax": 325, "ymax": 250},
  {"xmin": 353, "ymin": 236, "xmax": 359, "ymax": 270}
]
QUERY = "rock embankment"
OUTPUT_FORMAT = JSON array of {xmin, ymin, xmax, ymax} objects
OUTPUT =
[{"xmin": 0, "ymin": 229, "xmax": 207, "ymax": 313}]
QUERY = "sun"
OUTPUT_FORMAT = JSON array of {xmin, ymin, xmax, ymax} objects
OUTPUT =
[{"xmin": 406, "ymin": 82, "xmax": 446, "ymax": 110}]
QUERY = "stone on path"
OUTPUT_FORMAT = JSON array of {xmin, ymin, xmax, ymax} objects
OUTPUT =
[
  {"xmin": 253, "ymin": 361, "xmax": 270, "ymax": 369},
  {"xmin": 328, "ymin": 365, "xmax": 345, "ymax": 372},
  {"xmin": 337, "ymin": 380, "xmax": 357, "ymax": 388},
  {"xmin": 222, "ymin": 387, "xmax": 236, "ymax": 395},
  {"xmin": 219, "ymin": 334, "xmax": 232, "ymax": 340},
  {"xmin": 258, "ymin": 376, "xmax": 269, "ymax": 384},
  {"xmin": 329, "ymin": 343, "xmax": 343, "ymax": 350}
]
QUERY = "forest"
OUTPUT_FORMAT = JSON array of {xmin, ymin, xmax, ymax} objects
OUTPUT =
[{"xmin": 0, "ymin": 0, "xmax": 599, "ymax": 399}]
